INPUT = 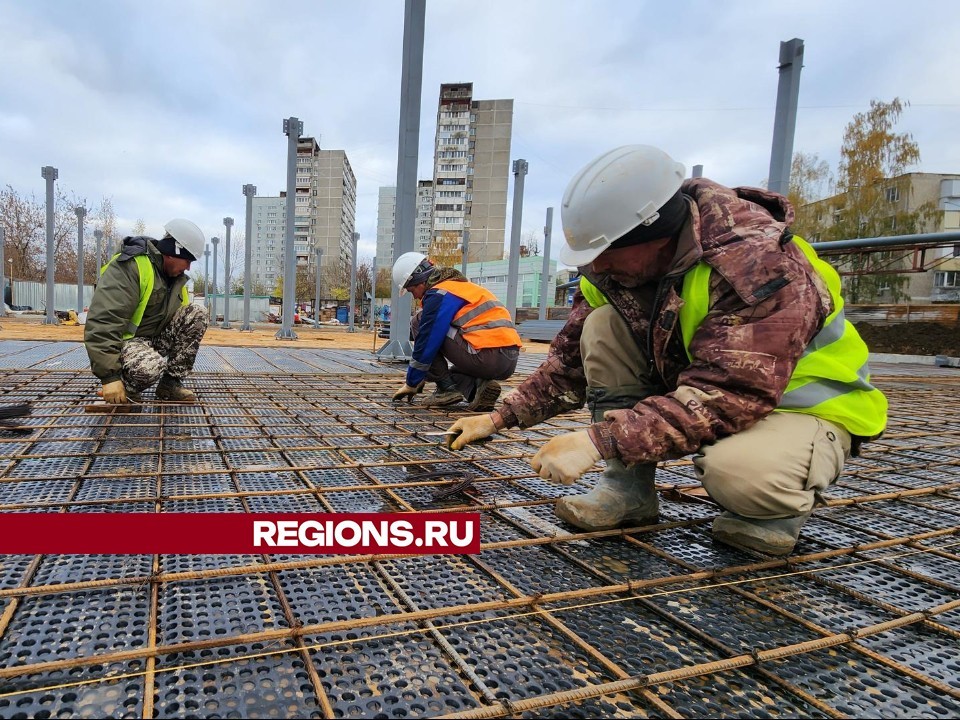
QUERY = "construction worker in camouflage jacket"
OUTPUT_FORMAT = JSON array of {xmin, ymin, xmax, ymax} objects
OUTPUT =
[
  {"xmin": 85, "ymin": 219, "xmax": 208, "ymax": 405},
  {"xmin": 446, "ymin": 145, "xmax": 888, "ymax": 556}
]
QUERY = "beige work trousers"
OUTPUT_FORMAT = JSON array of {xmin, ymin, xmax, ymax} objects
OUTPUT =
[{"xmin": 581, "ymin": 304, "xmax": 851, "ymax": 519}]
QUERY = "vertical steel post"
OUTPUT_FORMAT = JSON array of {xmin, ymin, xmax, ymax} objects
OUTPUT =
[
  {"xmin": 369, "ymin": 254, "xmax": 377, "ymax": 332},
  {"xmin": 211, "ymin": 236, "xmax": 219, "ymax": 326},
  {"xmin": 41, "ymin": 165, "xmax": 58, "ymax": 324},
  {"xmin": 93, "ymin": 229, "xmax": 103, "ymax": 280},
  {"xmin": 241, "ymin": 184, "xmax": 256, "ymax": 331},
  {"xmin": 314, "ymin": 247, "xmax": 322, "ymax": 329},
  {"xmin": 538, "ymin": 207, "xmax": 553, "ymax": 321},
  {"xmin": 692, "ymin": 164, "xmax": 704, "ymax": 179},
  {"xmin": 768, "ymin": 38, "xmax": 804, "ymax": 196},
  {"xmin": 203, "ymin": 247, "xmax": 210, "ymax": 317},
  {"xmin": 0, "ymin": 227, "xmax": 5, "ymax": 317},
  {"xmin": 278, "ymin": 116, "xmax": 303, "ymax": 340},
  {"xmin": 460, "ymin": 229, "xmax": 470, "ymax": 276},
  {"xmin": 75, "ymin": 207, "xmax": 86, "ymax": 311},
  {"xmin": 221, "ymin": 217, "xmax": 234, "ymax": 328},
  {"xmin": 505, "ymin": 159, "xmax": 528, "ymax": 321},
  {"xmin": 348, "ymin": 231, "xmax": 358, "ymax": 332},
  {"xmin": 377, "ymin": 0, "xmax": 425, "ymax": 361},
  {"xmin": 6, "ymin": 257, "xmax": 12, "ymax": 309}
]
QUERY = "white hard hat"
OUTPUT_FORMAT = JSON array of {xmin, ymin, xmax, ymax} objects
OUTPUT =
[
  {"xmin": 163, "ymin": 218, "xmax": 205, "ymax": 261},
  {"xmin": 392, "ymin": 251, "xmax": 433, "ymax": 296},
  {"xmin": 559, "ymin": 145, "xmax": 686, "ymax": 267}
]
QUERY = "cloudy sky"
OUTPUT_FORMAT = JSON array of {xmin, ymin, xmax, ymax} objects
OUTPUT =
[{"xmin": 2, "ymin": 0, "xmax": 957, "ymax": 266}]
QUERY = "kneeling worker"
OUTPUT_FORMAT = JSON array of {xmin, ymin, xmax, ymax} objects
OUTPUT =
[
  {"xmin": 444, "ymin": 145, "xmax": 887, "ymax": 556},
  {"xmin": 85, "ymin": 218, "xmax": 209, "ymax": 404},
  {"xmin": 391, "ymin": 252, "xmax": 522, "ymax": 411}
]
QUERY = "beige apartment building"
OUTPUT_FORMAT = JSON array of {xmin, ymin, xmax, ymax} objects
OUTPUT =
[
  {"xmin": 432, "ymin": 83, "xmax": 513, "ymax": 263},
  {"xmin": 250, "ymin": 138, "xmax": 357, "ymax": 292},
  {"xmin": 800, "ymin": 172, "xmax": 960, "ymax": 303}
]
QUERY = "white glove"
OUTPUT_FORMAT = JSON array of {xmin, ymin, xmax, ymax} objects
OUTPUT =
[
  {"xmin": 445, "ymin": 414, "xmax": 497, "ymax": 450},
  {"xmin": 530, "ymin": 431, "xmax": 601, "ymax": 485}
]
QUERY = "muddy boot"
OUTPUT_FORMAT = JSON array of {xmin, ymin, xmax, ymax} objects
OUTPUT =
[
  {"xmin": 555, "ymin": 460, "xmax": 659, "ymax": 531},
  {"xmin": 711, "ymin": 512, "xmax": 810, "ymax": 556},
  {"xmin": 467, "ymin": 379, "xmax": 501, "ymax": 412},
  {"xmin": 155, "ymin": 375, "xmax": 197, "ymax": 403},
  {"xmin": 422, "ymin": 376, "xmax": 464, "ymax": 408}
]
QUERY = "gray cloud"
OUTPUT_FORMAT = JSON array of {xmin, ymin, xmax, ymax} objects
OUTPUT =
[{"xmin": 2, "ymin": 0, "xmax": 957, "ymax": 264}]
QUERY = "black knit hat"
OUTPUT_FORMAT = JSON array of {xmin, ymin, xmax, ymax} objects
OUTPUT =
[
  {"xmin": 155, "ymin": 234, "xmax": 197, "ymax": 262},
  {"xmin": 609, "ymin": 190, "xmax": 689, "ymax": 250}
]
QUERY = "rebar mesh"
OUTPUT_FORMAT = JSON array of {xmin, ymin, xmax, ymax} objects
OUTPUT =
[{"xmin": 0, "ymin": 356, "xmax": 958, "ymax": 718}]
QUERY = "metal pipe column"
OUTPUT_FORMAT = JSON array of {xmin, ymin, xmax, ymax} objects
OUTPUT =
[
  {"xmin": 0, "ymin": 227, "xmax": 5, "ymax": 318},
  {"xmin": 42, "ymin": 165, "xmax": 58, "ymax": 324},
  {"xmin": 75, "ymin": 207, "xmax": 86, "ymax": 312},
  {"xmin": 211, "ymin": 236, "xmax": 219, "ymax": 326},
  {"xmin": 221, "ymin": 217, "xmax": 233, "ymax": 329},
  {"xmin": 241, "ymin": 184, "xmax": 256, "ymax": 331},
  {"xmin": 505, "ymin": 159, "xmax": 528, "ymax": 321},
  {"xmin": 538, "ymin": 207, "xmax": 553, "ymax": 320},
  {"xmin": 203, "ymin": 247, "xmax": 210, "ymax": 317},
  {"xmin": 93, "ymin": 229, "xmax": 103, "ymax": 280},
  {"xmin": 369, "ymin": 255, "xmax": 377, "ymax": 332},
  {"xmin": 278, "ymin": 116, "xmax": 303, "ymax": 340},
  {"xmin": 314, "ymin": 247, "xmax": 322, "ymax": 329},
  {"xmin": 767, "ymin": 38, "xmax": 804, "ymax": 196},
  {"xmin": 377, "ymin": 0, "xmax": 425, "ymax": 361},
  {"xmin": 348, "ymin": 232, "xmax": 358, "ymax": 332}
]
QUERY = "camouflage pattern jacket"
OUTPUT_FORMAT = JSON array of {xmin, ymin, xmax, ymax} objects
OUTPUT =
[
  {"xmin": 494, "ymin": 178, "xmax": 834, "ymax": 465},
  {"xmin": 84, "ymin": 236, "xmax": 190, "ymax": 383}
]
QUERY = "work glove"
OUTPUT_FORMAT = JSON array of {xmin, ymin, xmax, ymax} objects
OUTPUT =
[
  {"xmin": 445, "ymin": 414, "xmax": 497, "ymax": 450},
  {"xmin": 530, "ymin": 431, "xmax": 601, "ymax": 485},
  {"xmin": 392, "ymin": 381, "xmax": 425, "ymax": 403},
  {"xmin": 101, "ymin": 380, "xmax": 128, "ymax": 405}
]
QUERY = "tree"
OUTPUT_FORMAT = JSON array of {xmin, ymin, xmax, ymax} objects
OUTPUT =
[
  {"xmin": 788, "ymin": 152, "xmax": 832, "ymax": 230},
  {"xmin": 131, "ymin": 219, "xmax": 147, "ymax": 236},
  {"xmin": 0, "ymin": 184, "xmax": 90, "ymax": 283},
  {"xmin": 429, "ymin": 230, "xmax": 463, "ymax": 267},
  {"xmin": 792, "ymin": 99, "xmax": 930, "ymax": 303},
  {"xmin": 375, "ymin": 267, "xmax": 392, "ymax": 300}
]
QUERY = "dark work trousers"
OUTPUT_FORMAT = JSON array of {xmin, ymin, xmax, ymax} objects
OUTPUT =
[
  {"xmin": 411, "ymin": 310, "xmax": 519, "ymax": 401},
  {"xmin": 120, "ymin": 304, "xmax": 208, "ymax": 391}
]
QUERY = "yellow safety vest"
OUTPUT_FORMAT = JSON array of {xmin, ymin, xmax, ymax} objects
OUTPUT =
[
  {"xmin": 580, "ymin": 237, "xmax": 888, "ymax": 437},
  {"xmin": 102, "ymin": 254, "xmax": 189, "ymax": 340}
]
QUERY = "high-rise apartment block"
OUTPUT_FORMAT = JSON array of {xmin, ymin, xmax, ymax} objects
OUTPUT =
[
  {"xmin": 432, "ymin": 83, "xmax": 513, "ymax": 263},
  {"xmin": 375, "ymin": 180, "xmax": 434, "ymax": 272},
  {"xmin": 250, "ymin": 137, "xmax": 356, "ymax": 293}
]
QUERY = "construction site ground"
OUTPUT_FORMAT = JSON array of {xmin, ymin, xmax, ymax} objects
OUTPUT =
[{"xmin": 0, "ymin": 313, "xmax": 958, "ymax": 718}]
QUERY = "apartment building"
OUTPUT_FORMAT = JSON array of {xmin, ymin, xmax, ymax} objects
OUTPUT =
[
  {"xmin": 800, "ymin": 172, "xmax": 960, "ymax": 302},
  {"xmin": 432, "ymin": 83, "xmax": 513, "ymax": 263},
  {"xmin": 250, "ymin": 194, "xmax": 287, "ymax": 291},
  {"xmin": 249, "ymin": 138, "xmax": 356, "ymax": 292},
  {"xmin": 375, "ymin": 180, "xmax": 434, "ymax": 272}
]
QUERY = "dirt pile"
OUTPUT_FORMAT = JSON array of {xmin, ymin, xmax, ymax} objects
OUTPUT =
[{"xmin": 855, "ymin": 322, "xmax": 960, "ymax": 357}]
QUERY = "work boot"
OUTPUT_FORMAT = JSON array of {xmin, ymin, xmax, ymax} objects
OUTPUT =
[
  {"xmin": 422, "ymin": 376, "xmax": 464, "ymax": 408},
  {"xmin": 711, "ymin": 511, "xmax": 811, "ymax": 556},
  {"xmin": 555, "ymin": 460, "xmax": 659, "ymax": 531},
  {"xmin": 155, "ymin": 376, "xmax": 197, "ymax": 403},
  {"xmin": 467, "ymin": 379, "xmax": 501, "ymax": 412}
]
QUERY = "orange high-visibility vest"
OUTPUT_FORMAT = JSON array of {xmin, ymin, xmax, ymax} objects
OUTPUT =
[{"xmin": 433, "ymin": 279, "xmax": 522, "ymax": 350}]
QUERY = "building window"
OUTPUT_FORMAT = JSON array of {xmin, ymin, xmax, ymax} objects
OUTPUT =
[
  {"xmin": 935, "ymin": 271, "xmax": 958, "ymax": 288},
  {"xmin": 885, "ymin": 186, "xmax": 900, "ymax": 203}
]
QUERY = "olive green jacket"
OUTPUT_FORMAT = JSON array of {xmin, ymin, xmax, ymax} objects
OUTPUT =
[{"xmin": 84, "ymin": 236, "xmax": 190, "ymax": 383}]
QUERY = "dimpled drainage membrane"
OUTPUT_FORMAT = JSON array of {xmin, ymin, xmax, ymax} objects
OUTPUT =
[{"xmin": 0, "ymin": 366, "xmax": 957, "ymax": 718}]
